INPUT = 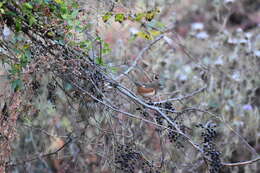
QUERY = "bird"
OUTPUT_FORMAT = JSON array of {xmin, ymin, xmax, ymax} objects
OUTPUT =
[{"xmin": 133, "ymin": 80, "xmax": 161, "ymax": 98}]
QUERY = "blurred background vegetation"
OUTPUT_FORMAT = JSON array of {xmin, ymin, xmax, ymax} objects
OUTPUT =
[{"xmin": 0, "ymin": 0, "xmax": 259, "ymax": 172}]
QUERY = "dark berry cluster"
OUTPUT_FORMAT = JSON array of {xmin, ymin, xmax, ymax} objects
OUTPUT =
[
  {"xmin": 72, "ymin": 90, "xmax": 81, "ymax": 99},
  {"xmin": 84, "ymin": 72, "xmax": 104, "ymax": 101},
  {"xmin": 147, "ymin": 101, "xmax": 154, "ymax": 105},
  {"xmin": 167, "ymin": 117, "xmax": 185, "ymax": 148},
  {"xmin": 30, "ymin": 80, "xmax": 41, "ymax": 96},
  {"xmin": 47, "ymin": 82, "xmax": 57, "ymax": 104},
  {"xmin": 164, "ymin": 101, "xmax": 175, "ymax": 114},
  {"xmin": 114, "ymin": 144, "xmax": 160, "ymax": 173},
  {"xmin": 196, "ymin": 122, "xmax": 222, "ymax": 173},
  {"xmin": 91, "ymin": 71, "xmax": 104, "ymax": 88},
  {"xmin": 31, "ymin": 80, "xmax": 40, "ymax": 91},
  {"xmin": 136, "ymin": 107, "xmax": 149, "ymax": 117},
  {"xmin": 203, "ymin": 142, "xmax": 222, "ymax": 173},
  {"xmin": 164, "ymin": 101, "xmax": 174, "ymax": 110},
  {"xmin": 155, "ymin": 101, "xmax": 175, "ymax": 114},
  {"xmin": 200, "ymin": 123, "xmax": 217, "ymax": 143},
  {"xmin": 154, "ymin": 112, "xmax": 163, "ymax": 126}
]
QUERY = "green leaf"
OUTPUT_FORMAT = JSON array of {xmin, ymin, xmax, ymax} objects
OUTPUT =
[
  {"xmin": 10, "ymin": 64, "xmax": 21, "ymax": 74},
  {"xmin": 61, "ymin": 14, "xmax": 68, "ymax": 19},
  {"xmin": 115, "ymin": 13, "xmax": 125, "ymax": 23},
  {"xmin": 149, "ymin": 30, "xmax": 161, "ymax": 37},
  {"xmin": 20, "ymin": 54, "xmax": 28, "ymax": 66},
  {"xmin": 95, "ymin": 57, "xmax": 105, "ymax": 66},
  {"xmin": 0, "ymin": 1, "xmax": 5, "ymax": 14},
  {"xmin": 79, "ymin": 40, "xmax": 92, "ymax": 50},
  {"xmin": 95, "ymin": 36, "xmax": 102, "ymax": 42},
  {"xmin": 0, "ymin": 8, "xmax": 5, "ymax": 14},
  {"xmin": 145, "ymin": 11, "xmax": 155, "ymax": 21},
  {"xmin": 29, "ymin": 16, "xmax": 36, "ymax": 26},
  {"xmin": 23, "ymin": 2, "xmax": 33, "ymax": 9},
  {"xmin": 102, "ymin": 12, "xmax": 113, "ymax": 22},
  {"xmin": 67, "ymin": 19, "xmax": 73, "ymax": 25},
  {"xmin": 15, "ymin": 19, "xmax": 22, "ymax": 32},
  {"xmin": 110, "ymin": 67, "xmax": 118, "ymax": 73},
  {"xmin": 134, "ymin": 13, "xmax": 145, "ymax": 21},
  {"xmin": 60, "ymin": 4, "xmax": 68, "ymax": 14},
  {"xmin": 5, "ymin": 10, "xmax": 17, "ymax": 17},
  {"xmin": 54, "ymin": 0, "xmax": 64, "ymax": 4},
  {"xmin": 19, "ymin": 49, "xmax": 31, "ymax": 67},
  {"xmin": 46, "ymin": 31, "xmax": 55, "ymax": 38},
  {"xmin": 137, "ymin": 31, "xmax": 153, "ymax": 40},
  {"xmin": 102, "ymin": 42, "xmax": 111, "ymax": 54},
  {"xmin": 11, "ymin": 79, "xmax": 22, "ymax": 92},
  {"xmin": 70, "ymin": 9, "xmax": 79, "ymax": 19}
]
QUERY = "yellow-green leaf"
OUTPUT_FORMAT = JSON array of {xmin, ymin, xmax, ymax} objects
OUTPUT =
[
  {"xmin": 54, "ymin": 0, "xmax": 64, "ymax": 4},
  {"xmin": 0, "ymin": 8, "xmax": 5, "ymax": 14},
  {"xmin": 134, "ymin": 13, "xmax": 145, "ymax": 21},
  {"xmin": 145, "ymin": 8, "xmax": 160, "ymax": 21},
  {"xmin": 102, "ymin": 12, "xmax": 113, "ymax": 22},
  {"xmin": 23, "ymin": 2, "xmax": 33, "ymax": 9},
  {"xmin": 29, "ymin": 16, "xmax": 36, "ymax": 26},
  {"xmin": 149, "ymin": 30, "xmax": 161, "ymax": 37},
  {"xmin": 128, "ymin": 15, "xmax": 135, "ymax": 21},
  {"xmin": 23, "ymin": 44, "xmax": 31, "ymax": 49},
  {"xmin": 13, "ymin": 64, "xmax": 22, "ymax": 71},
  {"xmin": 137, "ymin": 31, "xmax": 153, "ymax": 40},
  {"xmin": 115, "ymin": 13, "xmax": 125, "ymax": 23},
  {"xmin": 46, "ymin": 31, "xmax": 55, "ymax": 38}
]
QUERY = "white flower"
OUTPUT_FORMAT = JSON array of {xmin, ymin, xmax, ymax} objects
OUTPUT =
[
  {"xmin": 254, "ymin": 50, "xmax": 260, "ymax": 57},
  {"xmin": 129, "ymin": 27, "xmax": 139, "ymax": 35},
  {"xmin": 191, "ymin": 22, "xmax": 204, "ymax": 31},
  {"xmin": 3, "ymin": 25, "xmax": 11, "ymax": 40},
  {"xmin": 196, "ymin": 31, "xmax": 209, "ymax": 40}
]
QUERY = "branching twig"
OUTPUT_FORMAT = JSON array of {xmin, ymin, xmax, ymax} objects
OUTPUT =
[
  {"xmin": 116, "ymin": 35, "xmax": 164, "ymax": 80},
  {"xmin": 154, "ymin": 85, "xmax": 207, "ymax": 104},
  {"xmin": 6, "ymin": 135, "xmax": 74, "ymax": 167},
  {"xmin": 22, "ymin": 123, "xmax": 68, "ymax": 138}
]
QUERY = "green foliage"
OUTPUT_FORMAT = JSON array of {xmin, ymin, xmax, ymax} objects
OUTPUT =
[
  {"xmin": 79, "ymin": 40, "xmax": 92, "ymax": 51},
  {"xmin": 15, "ymin": 18, "xmax": 22, "ymax": 32},
  {"xmin": 102, "ymin": 12, "xmax": 113, "ymax": 22},
  {"xmin": 11, "ymin": 79, "xmax": 23, "ymax": 92},
  {"xmin": 114, "ymin": 13, "xmax": 125, "ymax": 23},
  {"xmin": 133, "ymin": 13, "xmax": 145, "ymax": 22},
  {"xmin": 1, "ymin": 0, "xmax": 84, "ymax": 91},
  {"xmin": 95, "ymin": 57, "xmax": 105, "ymax": 66},
  {"xmin": 101, "ymin": 9, "xmax": 162, "ymax": 40},
  {"xmin": 102, "ymin": 42, "xmax": 111, "ymax": 55},
  {"xmin": 137, "ymin": 29, "xmax": 161, "ymax": 40},
  {"xmin": 101, "ymin": 8, "xmax": 160, "ymax": 23},
  {"xmin": 0, "ymin": 0, "xmax": 7, "ymax": 14}
]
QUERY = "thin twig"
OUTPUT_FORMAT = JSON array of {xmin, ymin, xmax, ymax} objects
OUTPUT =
[
  {"xmin": 222, "ymin": 156, "xmax": 260, "ymax": 167},
  {"xmin": 22, "ymin": 123, "xmax": 68, "ymax": 138},
  {"xmin": 154, "ymin": 86, "xmax": 207, "ymax": 104},
  {"xmin": 6, "ymin": 135, "xmax": 73, "ymax": 167},
  {"xmin": 179, "ymin": 106, "xmax": 259, "ymax": 157},
  {"xmin": 116, "ymin": 35, "xmax": 164, "ymax": 80}
]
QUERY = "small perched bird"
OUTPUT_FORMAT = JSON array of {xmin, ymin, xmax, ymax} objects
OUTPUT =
[{"xmin": 134, "ymin": 80, "xmax": 161, "ymax": 98}]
